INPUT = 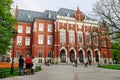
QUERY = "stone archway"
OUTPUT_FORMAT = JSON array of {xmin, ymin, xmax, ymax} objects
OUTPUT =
[
  {"xmin": 60, "ymin": 49, "xmax": 66, "ymax": 63},
  {"xmin": 70, "ymin": 50, "xmax": 75, "ymax": 62},
  {"xmin": 87, "ymin": 50, "xmax": 92, "ymax": 62},
  {"xmin": 95, "ymin": 51, "xmax": 99, "ymax": 62},
  {"xmin": 79, "ymin": 50, "xmax": 84, "ymax": 62}
]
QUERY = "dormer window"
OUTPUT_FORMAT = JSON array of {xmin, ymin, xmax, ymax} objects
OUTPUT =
[
  {"xmin": 67, "ymin": 13, "xmax": 70, "ymax": 17},
  {"xmin": 28, "ymin": 14, "xmax": 31, "ymax": 19},
  {"xmin": 48, "ymin": 12, "xmax": 51, "ymax": 18}
]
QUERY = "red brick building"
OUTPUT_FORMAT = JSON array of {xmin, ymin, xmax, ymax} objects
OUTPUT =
[{"xmin": 13, "ymin": 6, "xmax": 112, "ymax": 64}]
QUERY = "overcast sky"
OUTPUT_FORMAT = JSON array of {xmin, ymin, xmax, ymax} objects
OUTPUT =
[{"xmin": 13, "ymin": 0, "xmax": 98, "ymax": 15}]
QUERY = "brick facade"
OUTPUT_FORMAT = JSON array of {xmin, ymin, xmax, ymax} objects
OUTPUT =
[{"xmin": 12, "ymin": 6, "xmax": 112, "ymax": 64}]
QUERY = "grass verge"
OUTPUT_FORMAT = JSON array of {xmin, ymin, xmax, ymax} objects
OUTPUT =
[{"xmin": 99, "ymin": 65, "xmax": 120, "ymax": 70}]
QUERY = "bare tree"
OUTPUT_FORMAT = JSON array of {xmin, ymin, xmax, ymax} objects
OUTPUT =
[{"xmin": 93, "ymin": 0, "xmax": 120, "ymax": 40}]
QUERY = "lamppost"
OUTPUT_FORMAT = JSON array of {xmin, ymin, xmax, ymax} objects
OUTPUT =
[{"xmin": 11, "ymin": 30, "xmax": 18, "ymax": 74}]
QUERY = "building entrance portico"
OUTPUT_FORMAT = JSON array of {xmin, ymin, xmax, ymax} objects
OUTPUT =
[
  {"xmin": 79, "ymin": 50, "xmax": 84, "ymax": 62},
  {"xmin": 87, "ymin": 50, "xmax": 93, "ymax": 63},
  {"xmin": 60, "ymin": 49, "xmax": 66, "ymax": 63},
  {"xmin": 95, "ymin": 50, "xmax": 100, "ymax": 63},
  {"xmin": 70, "ymin": 50, "xmax": 75, "ymax": 62}
]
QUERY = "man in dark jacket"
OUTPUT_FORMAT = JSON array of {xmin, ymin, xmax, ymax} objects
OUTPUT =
[{"xmin": 19, "ymin": 55, "xmax": 24, "ymax": 75}]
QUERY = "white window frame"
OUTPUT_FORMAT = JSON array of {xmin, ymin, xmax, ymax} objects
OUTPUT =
[
  {"xmin": 60, "ymin": 29, "xmax": 66, "ymax": 43},
  {"xmin": 25, "ymin": 37, "xmax": 30, "ymax": 46},
  {"xmin": 17, "ymin": 36, "xmax": 22, "ymax": 46},
  {"xmin": 26, "ymin": 26, "xmax": 31, "ymax": 34},
  {"xmin": 38, "ymin": 34, "xmax": 44, "ymax": 44},
  {"xmin": 69, "ymin": 30, "xmax": 74, "ymax": 44},
  {"xmin": 18, "ymin": 25, "xmax": 23, "ymax": 33},
  {"xmin": 47, "ymin": 35, "xmax": 52, "ymax": 45},
  {"xmin": 39, "ymin": 23, "xmax": 44, "ymax": 31},
  {"xmin": 48, "ymin": 24, "xmax": 52, "ymax": 32}
]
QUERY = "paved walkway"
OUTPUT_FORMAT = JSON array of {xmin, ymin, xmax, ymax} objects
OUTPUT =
[{"xmin": 1, "ymin": 65, "xmax": 120, "ymax": 80}]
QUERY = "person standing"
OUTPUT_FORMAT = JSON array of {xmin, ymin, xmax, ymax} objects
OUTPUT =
[
  {"xmin": 25, "ymin": 55, "xmax": 32, "ymax": 75},
  {"xmin": 19, "ymin": 55, "xmax": 24, "ymax": 75},
  {"xmin": 31, "ymin": 56, "xmax": 36, "ymax": 75}
]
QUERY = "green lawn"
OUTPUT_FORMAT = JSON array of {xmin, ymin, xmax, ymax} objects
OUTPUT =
[
  {"xmin": 99, "ymin": 65, "xmax": 120, "ymax": 70},
  {"xmin": 0, "ymin": 66, "xmax": 41, "ymax": 78}
]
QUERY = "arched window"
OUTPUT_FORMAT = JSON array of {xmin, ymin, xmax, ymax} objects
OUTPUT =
[
  {"xmin": 102, "ymin": 40, "xmax": 106, "ymax": 47},
  {"xmin": 93, "ymin": 33, "xmax": 98, "ymax": 44},
  {"xmin": 86, "ymin": 32, "xmax": 91, "ymax": 44},
  {"xmin": 60, "ymin": 29, "xmax": 66, "ymax": 43},
  {"xmin": 78, "ymin": 33, "xmax": 82, "ymax": 43},
  {"xmin": 69, "ymin": 30, "xmax": 75, "ymax": 44}
]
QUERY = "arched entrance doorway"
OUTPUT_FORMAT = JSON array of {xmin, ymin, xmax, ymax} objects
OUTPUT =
[
  {"xmin": 95, "ymin": 51, "xmax": 99, "ymax": 62},
  {"xmin": 79, "ymin": 50, "xmax": 84, "ymax": 62},
  {"xmin": 60, "ymin": 49, "xmax": 66, "ymax": 63},
  {"xmin": 87, "ymin": 50, "xmax": 92, "ymax": 64},
  {"xmin": 70, "ymin": 50, "xmax": 75, "ymax": 62}
]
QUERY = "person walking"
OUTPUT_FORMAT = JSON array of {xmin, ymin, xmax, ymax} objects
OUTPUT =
[
  {"xmin": 84, "ymin": 58, "xmax": 88, "ymax": 67},
  {"xmin": 19, "ymin": 55, "xmax": 24, "ymax": 75},
  {"xmin": 31, "ymin": 56, "xmax": 36, "ymax": 75},
  {"xmin": 75, "ymin": 59, "xmax": 77, "ymax": 67},
  {"xmin": 25, "ymin": 55, "xmax": 32, "ymax": 75}
]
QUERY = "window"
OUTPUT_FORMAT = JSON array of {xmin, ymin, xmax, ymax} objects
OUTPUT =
[
  {"xmin": 86, "ymin": 33, "xmax": 91, "ymax": 44},
  {"xmin": 16, "ymin": 52, "xmax": 21, "ymax": 58},
  {"xmin": 25, "ymin": 37, "xmax": 30, "ymax": 46},
  {"xmin": 93, "ymin": 34, "xmax": 98, "ymax": 44},
  {"xmin": 38, "ymin": 59, "xmax": 42, "ymax": 63},
  {"xmin": 67, "ymin": 13, "xmax": 70, "ymax": 17},
  {"xmin": 102, "ymin": 40, "xmax": 106, "ymax": 47},
  {"xmin": 26, "ymin": 26, "xmax": 31, "ymax": 34},
  {"xmin": 60, "ymin": 29, "xmax": 66, "ymax": 43},
  {"xmin": 25, "ymin": 51, "xmax": 30, "ymax": 57},
  {"xmin": 38, "ymin": 35, "xmax": 44, "ymax": 44},
  {"xmin": 48, "ymin": 51, "xmax": 53, "ymax": 58},
  {"xmin": 69, "ymin": 31, "xmax": 74, "ymax": 43},
  {"xmin": 48, "ymin": 12, "xmax": 51, "ymax": 18},
  {"xmin": 39, "ymin": 23, "xmax": 44, "ymax": 31},
  {"xmin": 47, "ymin": 35, "xmax": 52, "ymax": 45},
  {"xmin": 48, "ymin": 24, "xmax": 52, "ymax": 32},
  {"xmin": 78, "ymin": 33, "xmax": 82, "ymax": 43},
  {"xmin": 38, "ymin": 51, "xmax": 42, "ymax": 58},
  {"xmin": 17, "ymin": 36, "xmax": 22, "ymax": 46},
  {"xmin": 18, "ymin": 25, "xmax": 23, "ymax": 33}
]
